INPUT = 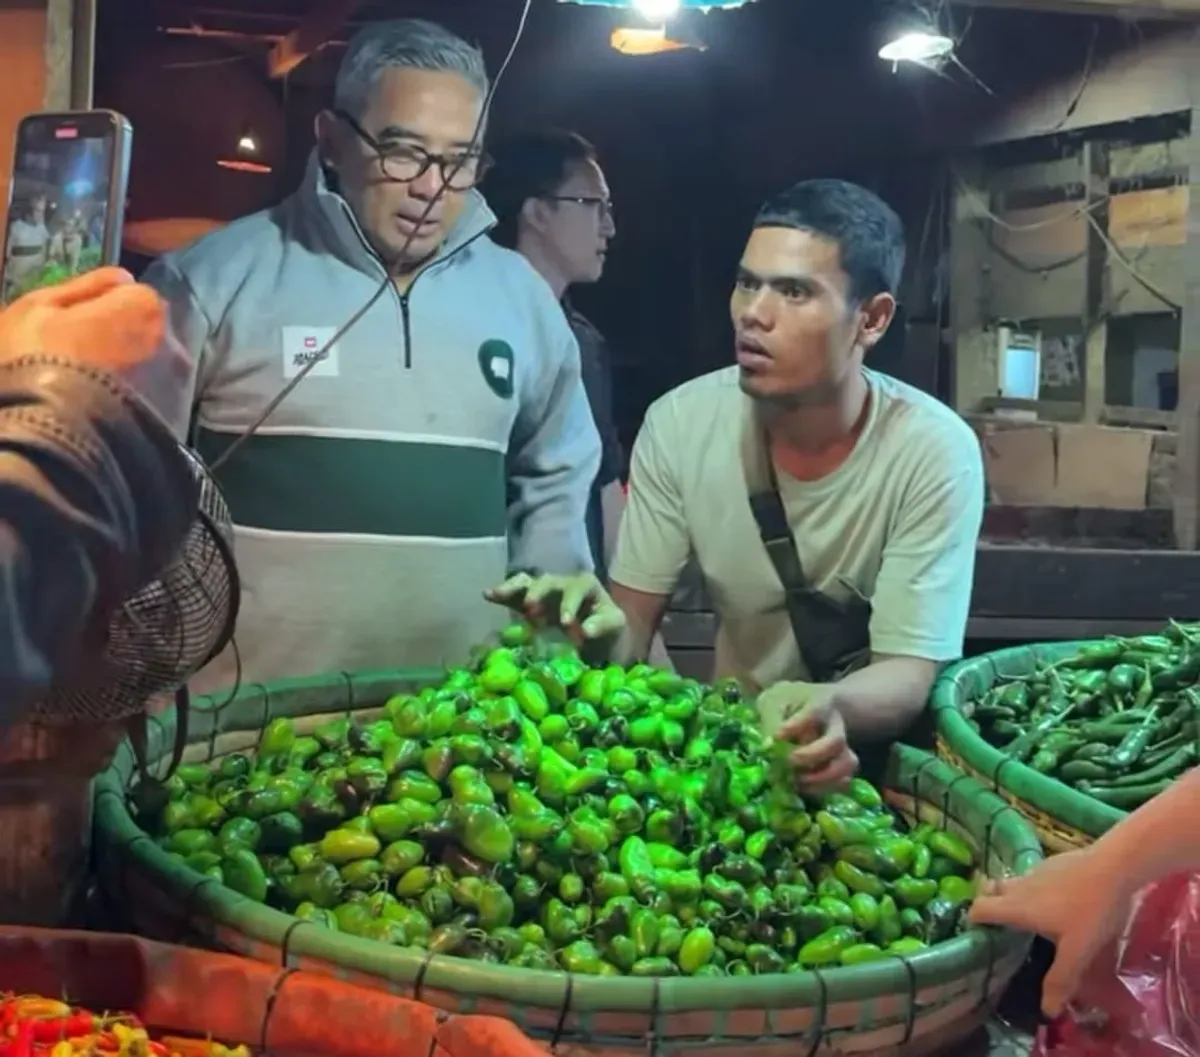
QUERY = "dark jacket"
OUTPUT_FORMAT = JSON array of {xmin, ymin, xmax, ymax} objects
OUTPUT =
[
  {"xmin": 563, "ymin": 300, "xmax": 623, "ymax": 577},
  {"xmin": 0, "ymin": 356, "xmax": 197, "ymax": 720}
]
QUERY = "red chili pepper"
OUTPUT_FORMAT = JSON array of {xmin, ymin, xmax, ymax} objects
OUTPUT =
[
  {"xmin": 147, "ymin": 1043, "xmax": 167, "ymax": 1057},
  {"xmin": 27, "ymin": 1015, "xmax": 102, "ymax": 1043},
  {"xmin": 13, "ymin": 1020, "xmax": 36, "ymax": 1057}
]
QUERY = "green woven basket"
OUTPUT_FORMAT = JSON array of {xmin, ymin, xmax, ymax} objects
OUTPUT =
[
  {"xmin": 932, "ymin": 644, "xmax": 1128, "ymax": 854},
  {"xmin": 93, "ymin": 671, "xmax": 1042, "ymax": 1057}
]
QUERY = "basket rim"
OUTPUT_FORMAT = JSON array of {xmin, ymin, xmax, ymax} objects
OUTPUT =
[
  {"xmin": 930, "ymin": 644, "xmax": 1128, "ymax": 839},
  {"xmin": 93, "ymin": 670, "xmax": 1043, "ymax": 1013}
]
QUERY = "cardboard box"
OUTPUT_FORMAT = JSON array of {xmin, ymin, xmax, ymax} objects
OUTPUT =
[{"xmin": 975, "ymin": 420, "xmax": 1153, "ymax": 510}]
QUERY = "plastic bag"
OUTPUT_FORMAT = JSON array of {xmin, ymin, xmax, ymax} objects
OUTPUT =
[{"xmin": 1035, "ymin": 872, "xmax": 1200, "ymax": 1057}]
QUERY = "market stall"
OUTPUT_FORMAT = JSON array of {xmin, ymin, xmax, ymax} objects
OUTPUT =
[{"xmin": 87, "ymin": 633, "xmax": 1042, "ymax": 1057}]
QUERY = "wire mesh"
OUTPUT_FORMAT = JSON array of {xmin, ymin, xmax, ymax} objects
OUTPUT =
[{"xmin": 31, "ymin": 445, "xmax": 240, "ymax": 724}]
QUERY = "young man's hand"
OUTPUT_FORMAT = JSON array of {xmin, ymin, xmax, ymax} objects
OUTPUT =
[{"xmin": 759, "ymin": 680, "xmax": 859, "ymax": 792}]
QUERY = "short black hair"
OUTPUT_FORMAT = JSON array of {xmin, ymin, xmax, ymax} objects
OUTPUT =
[
  {"xmin": 754, "ymin": 179, "xmax": 906, "ymax": 302},
  {"xmin": 481, "ymin": 129, "xmax": 597, "ymax": 249}
]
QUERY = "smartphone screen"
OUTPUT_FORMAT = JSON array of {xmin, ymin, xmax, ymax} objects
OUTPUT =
[{"xmin": 1, "ymin": 110, "xmax": 131, "ymax": 305}]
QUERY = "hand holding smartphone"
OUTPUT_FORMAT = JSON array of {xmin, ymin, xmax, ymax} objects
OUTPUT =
[{"xmin": 1, "ymin": 110, "xmax": 132, "ymax": 306}]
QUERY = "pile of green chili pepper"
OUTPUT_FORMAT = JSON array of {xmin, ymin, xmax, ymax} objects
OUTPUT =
[
  {"xmin": 135, "ymin": 624, "xmax": 980, "ymax": 978},
  {"xmin": 968, "ymin": 621, "xmax": 1200, "ymax": 810}
]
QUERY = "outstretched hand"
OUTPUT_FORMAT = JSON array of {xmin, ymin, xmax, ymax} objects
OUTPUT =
[{"xmin": 967, "ymin": 848, "xmax": 1132, "ymax": 1017}]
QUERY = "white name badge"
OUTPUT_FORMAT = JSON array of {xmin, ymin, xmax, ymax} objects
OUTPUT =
[{"xmin": 282, "ymin": 326, "xmax": 340, "ymax": 379}]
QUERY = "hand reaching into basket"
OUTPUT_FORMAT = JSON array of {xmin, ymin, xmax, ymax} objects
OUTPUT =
[
  {"xmin": 759, "ymin": 680, "xmax": 859, "ymax": 792},
  {"xmin": 967, "ymin": 849, "xmax": 1132, "ymax": 1017},
  {"xmin": 486, "ymin": 572, "xmax": 627, "ymax": 656}
]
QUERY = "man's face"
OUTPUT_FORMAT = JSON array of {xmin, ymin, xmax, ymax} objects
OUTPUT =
[
  {"xmin": 730, "ymin": 226, "xmax": 895, "ymax": 405},
  {"xmin": 535, "ymin": 158, "xmax": 615, "ymax": 285},
  {"xmin": 320, "ymin": 68, "xmax": 484, "ymax": 268}
]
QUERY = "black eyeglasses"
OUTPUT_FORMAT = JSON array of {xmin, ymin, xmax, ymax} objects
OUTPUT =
[
  {"xmin": 334, "ymin": 109, "xmax": 492, "ymax": 191},
  {"xmin": 543, "ymin": 194, "xmax": 615, "ymax": 221}
]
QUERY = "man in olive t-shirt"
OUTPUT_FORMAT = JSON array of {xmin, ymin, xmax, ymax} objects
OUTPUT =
[{"xmin": 487, "ymin": 179, "xmax": 984, "ymax": 792}]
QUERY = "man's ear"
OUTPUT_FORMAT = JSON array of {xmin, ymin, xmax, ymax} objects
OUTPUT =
[
  {"xmin": 313, "ymin": 110, "xmax": 338, "ymax": 167},
  {"xmin": 520, "ymin": 196, "xmax": 550, "ymax": 235},
  {"xmin": 858, "ymin": 292, "xmax": 897, "ymax": 352}
]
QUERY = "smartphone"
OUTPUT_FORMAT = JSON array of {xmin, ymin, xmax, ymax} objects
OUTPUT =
[{"xmin": 0, "ymin": 109, "xmax": 132, "ymax": 306}]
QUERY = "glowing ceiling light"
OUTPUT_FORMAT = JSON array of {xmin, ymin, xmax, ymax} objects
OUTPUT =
[
  {"xmin": 558, "ymin": 0, "xmax": 751, "ymax": 9},
  {"xmin": 878, "ymin": 29, "xmax": 954, "ymax": 63},
  {"xmin": 631, "ymin": 0, "xmax": 681, "ymax": 17}
]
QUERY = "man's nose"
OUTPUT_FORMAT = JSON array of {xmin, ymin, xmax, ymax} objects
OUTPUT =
[
  {"xmin": 600, "ymin": 209, "xmax": 615, "ymax": 239},
  {"xmin": 408, "ymin": 164, "xmax": 444, "ymax": 200},
  {"xmin": 739, "ymin": 290, "xmax": 773, "ymax": 328}
]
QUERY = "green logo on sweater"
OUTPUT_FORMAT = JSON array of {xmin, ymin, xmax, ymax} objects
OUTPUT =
[{"xmin": 479, "ymin": 339, "xmax": 515, "ymax": 399}]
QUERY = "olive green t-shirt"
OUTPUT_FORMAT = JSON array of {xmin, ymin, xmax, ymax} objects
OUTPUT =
[{"xmin": 610, "ymin": 367, "xmax": 984, "ymax": 693}]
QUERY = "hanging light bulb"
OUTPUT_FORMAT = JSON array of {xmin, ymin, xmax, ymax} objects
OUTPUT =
[{"xmin": 217, "ymin": 125, "xmax": 272, "ymax": 174}]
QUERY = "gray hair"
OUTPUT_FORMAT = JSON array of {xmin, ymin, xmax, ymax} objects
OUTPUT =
[{"xmin": 334, "ymin": 19, "xmax": 490, "ymax": 119}]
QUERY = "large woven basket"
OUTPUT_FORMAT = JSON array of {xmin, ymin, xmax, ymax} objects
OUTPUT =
[
  {"xmin": 93, "ymin": 671, "xmax": 1043, "ymax": 1057},
  {"xmin": 932, "ymin": 644, "xmax": 1127, "ymax": 854}
]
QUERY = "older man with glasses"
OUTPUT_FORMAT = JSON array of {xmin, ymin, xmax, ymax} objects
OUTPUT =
[{"xmin": 141, "ymin": 18, "xmax": 600, "ymax": 690}]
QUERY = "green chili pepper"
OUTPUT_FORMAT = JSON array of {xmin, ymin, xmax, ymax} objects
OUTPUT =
[
  {"xmin": 456, "ymin": 804, "xmax": 514, "ymax": 864},
  {"xmin": 702, "ymin": 875, "xmax": 749, "ymax": 911},
  {"xmin": 617, "ymin": 836, "xmax": 657, "ymax": 902},
  {"xmin": 543, "ymin": 897, "xmax": 582, "ymax": 944},
  {"xmin": 797, "ymin": 926, "xmax": 858, "ymax": 967},
  {"xmin": 1061, "ymin": 640, "xmax": 1124, "ymax": 669},
  {"xmin": 815, "ymin": 811, "xmax": 875, "ymax": 849},
  {"xmin": 449, "ymin": 765, "xmax": 496, "ymax": 807},
  {"xmin": 221, "ymin": 847, "xmax": 269, "ymax": 902},
  {"xmin": 927, "ymin": 830, "xmax": 974, "ymax": 868},
  {"xmin": 893, "ymin": 875, "xmax": 939, "ymax": 908}
]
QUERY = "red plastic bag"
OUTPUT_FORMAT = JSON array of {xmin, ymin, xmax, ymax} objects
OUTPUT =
[{"xmin": 1035, "ymin": 873, "xmax": 1200, "ymax": 1057}]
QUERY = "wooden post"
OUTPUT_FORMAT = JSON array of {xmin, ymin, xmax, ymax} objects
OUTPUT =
[
  {"xmin": 1174, "ymin": 96, "xmax": 1200, "ymax": 549},
  {"xmin": 1081, "ymin": 139, "xmax": 1111, "ymax": 424},
  {"xmin": 0, "ymin": 0, "xmax": 95, "ymax": 237},
  {"xmin": 949, "ymin": 157, "xmax": 994, "ymax": 413},
  {"xmin": 43, "ymin": 0, "xmax": 75, "ymax": 112}
]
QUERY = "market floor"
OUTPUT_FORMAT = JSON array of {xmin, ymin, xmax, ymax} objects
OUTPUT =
[{"xmin": 957, "ymin": 939, "xmax": 1051, "ymax": 1057}]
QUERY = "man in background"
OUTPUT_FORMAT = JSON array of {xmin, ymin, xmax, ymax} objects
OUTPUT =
[
  {"xmin": 482, "ymin": 130, "xmax": 624, "ymax": 576},
  {"xmin": 142, "ymin": 19, "xmax": 599, "ymax": 691}
]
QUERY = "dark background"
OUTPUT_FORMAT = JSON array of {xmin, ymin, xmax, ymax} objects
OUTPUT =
[{"xmin": 94, "ymin": 0, "xmax": 1163, "ymax": 450}]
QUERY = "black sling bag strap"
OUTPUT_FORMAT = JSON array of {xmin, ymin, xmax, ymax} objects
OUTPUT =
[{"xmin": 740, "ymin": 409, "xmax": 872, "ymax": 684}]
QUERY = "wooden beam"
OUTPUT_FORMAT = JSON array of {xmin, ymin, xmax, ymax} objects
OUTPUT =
[
  {"xmin": 43, "ymin": 0, "xmax": 73, "ymax": 111},
  {"xmin": 954, "ymin": 0, "xmax": 1200, "ymax": 18},
  {"xmin": 949, "ymin": 159, "xmax": 995, "ymax": 414},
  {"xmin": 267, "ymin": 0, "xmax": 360, "ymax": 80},
  {"xmin": 71, "ymin": 0, "xmax": 96, "ymax": 109},
  {"xmin": 1082, "ymin": 140, "xmax": 1111, "ymax": 424},
  {"xmin": 1174, "ymin": 98, "xmax": 1200, "ymax": 548}
]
